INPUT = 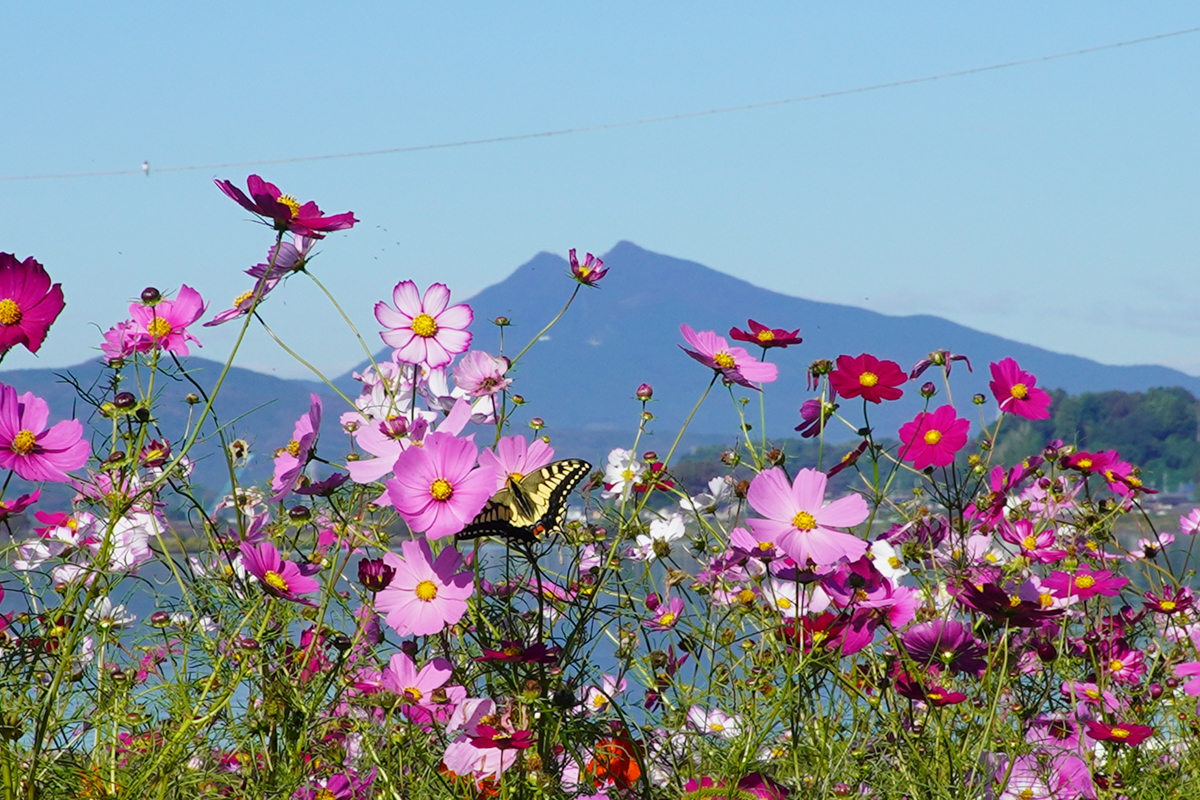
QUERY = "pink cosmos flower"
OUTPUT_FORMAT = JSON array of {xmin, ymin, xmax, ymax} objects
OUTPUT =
[
  {"xmin": 386, "ymin": 432, "xmax": 493, "ymax": 540},
  {"xmin": 215, "ymin": 174, "xmax": 358, "ymax": 237},
  {"xmin": 271, "ymin": 394, "xmax": 322, "ymax": 501},
  {"xmin": 0, "ymin": 253, "xmax": 65, "ymax": 358},
  {"xmin": 380, "ymin": 651, "xmax": 453, "ymax": 710},
  {"xmin": 1042, "ymin": 565, "xmax": 1128, "ymax": 602},
  {"xmin": 99, "ymin": 321, "xmax": 142, "ymax": 363},
  {"xmin": 0, "ymin": 384, "xmax": 89, "ymax": 482},
  {"xmin": 452, "ymin": 351, "xmax": 512, "ymax": 397},
  {"xmin": 1100, "ymin": 642, "xmax": 1146, "ymax": 685},
  {"xmin": 569, "ymin": 248, "xmax": 608, "ymax": 286},
  {"xmin": 679, "ymin": 324, "xmax": 778, "ymax": 389},
  {"xmin": 376, "ymin": 281, "xmax": 473, "ymax": 369},
  {"xmin": 1175, "ymin": 661, "xmax": 1200, "ymax": 696},
  {"xmin": 1085, "ymin": 720, "xmax": 1153, "ymax": 746},
  {"xmin": 0, "ymin": 488, "xmax": 39, "ymax": 522},
  {"xmin": 644, "ymin": 595, "xmax": 684, "ymax": 631},
  {"xmin": 729, "ymin": 319, "xmax": 802, "ymax": 349},
  {"xmin": 828, "ymin": 353, "xmax": 906, "ymax": 403},
  {"xmin": 1181, "ymin": 508, "xmax": 1200, "ymax": 535},
  {"xmin": 246, "ymin": 234, "xmax": 315, "ymax": 280},
  {"xmin": 128, "ymin": 285, "xmax": 206, "ymax": 356},
  {"xmin": 203, "ymin": 276, "xmax": 280, "ymax": 327},
  {"xmin": 477, "ymin": 435, "xmax": 554, "ymax": 494},
  {"xmin": 745, "ymin": 468, "xmax": 869, "ymax": 568},
  {"xmin": 374, "ymin": 537, "xmax": 474, "ymax": 636},
  {"xmin": 988, "ymin": 358, "xmax": 1051, "ymax": 420},
  {"xmin": 898, "ymin": 405, "xmax": 970, "ymax": 470},
  {"xmin": 239, "ymin": 540, "xmax": 320, "ymax": 606}
]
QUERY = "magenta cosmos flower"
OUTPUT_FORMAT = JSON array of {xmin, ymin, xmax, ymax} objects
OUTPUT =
[
  {"xmin": 1041, "ymin": 565, "xmax": 1128, "ymax": 602},
  {"xmin": 385, "ymin": 432, "xmax": 493, "ymax": 540},
  {"xmin": 0, "ymin": 384, "xmax": 89, "ymax": 482},
  {"xmin": 271, "ymin": 394, "xmax": 322, "ymax": 501},
  {"xmin": 569, "ymin": 248, "xmax": 608, "ymax": 286},
  {"xmin": 679, "ymin": 324, "xmax": 778, "ymax": 389},
  {"xmin": 901, "ymin": 618, "xmax": 987, "ymax": 675},
  {"xmin": 239, "ymin": 540, "xmax": 319, "ymax": 606},
  {"xmin": 477, "ymin": 435, "xmax": 554, "ymax": 493},
  {"xmin": 1085, "ymin": 720, "xmax": 1153, "ymax": 746},
  {"xmin": 729, "ymin": 319, "xmax": 802, "ymax": 349},
  {"xmin": 215, "ymin": 174, "xmax": 358, "ymax": 237},
  {"xmin": 988, "ymin": 358, "xmax": 1051, "ymax": 420},
  {"xmin": 828, "ymin": 353, "xmax": 906, "ymax": 403},
  {"xmin": 898, "ymin": 405, "xmax": 970, "ymax": 470},
  {"xmin": 128, "ymin": 285, "xmax": 206, "ymax": 356},
  {"xmin": 0, "ymin": 254, "xmax": 65, "ymax": 358},
  {"xmin": 745, "ymin": 467, "xmax": 869, "ymax": 567},
  {"xmin": 375, "ymin": 537, "xmax": 474, "ymax": 636},
  {"xmin": 376, "ymin": 281, "xmax": 473, "ymax": 369}
]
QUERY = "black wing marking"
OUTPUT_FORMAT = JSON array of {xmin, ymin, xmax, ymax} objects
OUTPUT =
[{"xmin": 456, "ymin": 459, "xmax": 591, "ymax": 544}]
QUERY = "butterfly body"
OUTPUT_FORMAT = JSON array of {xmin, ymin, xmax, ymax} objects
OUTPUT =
[{"xmin": 458, "ymin": 459, "xmax": 591, "ymax": 543}]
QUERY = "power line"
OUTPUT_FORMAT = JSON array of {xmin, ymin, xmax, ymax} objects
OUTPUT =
[{"xmin": 4, "ymin": 24, "xmax": 1198, "ymax": 183}]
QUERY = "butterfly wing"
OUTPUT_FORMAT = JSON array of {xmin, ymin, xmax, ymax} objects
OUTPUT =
[{"xmin": 456, "ymin": 459, "xmax": 592, "ymax": 543}]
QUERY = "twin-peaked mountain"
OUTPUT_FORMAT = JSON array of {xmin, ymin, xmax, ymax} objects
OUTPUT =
[{"xmin": 4, "ymin": 241, "xmax": 1199, "ymax": 495}]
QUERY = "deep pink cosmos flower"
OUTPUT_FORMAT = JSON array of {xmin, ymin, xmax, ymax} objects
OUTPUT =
[
  {"xmin": 0, "ymin": 488, "xmax": 39, "ymax": 522},
  {"xmin": 729, "ymin": 319, "xmax": 802, "ymax": 349},
  {"xmin": 745, "ymin": 467, "xmax": 868, "ymax": 567},
  {"xmin": 271, "ymin": 394, "xmax": 322, "ymax": 501},
  {"xmin": 794, "ymin": 398, "xmax": 837, "ymax": 438},
  {"xmin": 386, "ymin": 432, "xmax": 493, "ymax": 540},
  {"xmin": 376, "ymin": 281, "xmax": 473, "ymax": 369},
  {"xmin": 569, "ymin": 248, "xmax": 608, "ymax": 286},
  {"xmin": 239, "ymin": 540, "xmax": 319, "ymax": 606},
  {"xmin": 902, "ymin": 619, "xmax": 987, "ymax": 675},
  {"xmin": 1042, "ymin": 565, "xmax": 1128, "ymax": 602},
  {"xmin": 128, "ymin": 285, "xmax": 206, "ymax": 356},
  {"xmin": 1085, "ymin": 720, "xmax": 1153, "ymax": 746},
  {"xmin": 0, "ymin": 254, "xmax": 65, "ymax": 358},
  {"xmin": 828, "ymin": 354, "xmax": 906, "ymax": 404},
  {"xmin": 374, "ymin": 537, "xmax": 474, "ymax": 636},
  {"xmin": 898, "ymin": 405, "xmax": 970, "ymax": 470},
  {"xmin": 679, "ymin": 324, "xmax": 778, "ymax": 389},
  {"xmin": 0, "ymin": 384, "xmax": 89, "ymax": 482},
  {"xmin": 215, "ymin": 174, "xmax": 358, "ymax": 237},
  {"xmin": 452, "ymin": 351, "xmax": 512, "ymax": 398},
  {"xmin": 988, "ymin": 358, "xmax": 1051, "ymax": 420}
]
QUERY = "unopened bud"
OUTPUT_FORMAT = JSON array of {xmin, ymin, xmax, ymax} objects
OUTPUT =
[
  {"xmin": 529, "ymin": 418, "xmax": 544, "ymax": 431},
  {"xmin": 920, "ymin": 382, "xmax": 937, "ymax": 398},
  {"xmin": 288, "ymin": 505, "xmax": 311, "ymax": 521},
  {"xmin": 140, "ymin": 287, "xmax": 161, "ymax": 304},
  {"xmin": 185, "ymin": 393, "xmax": 201, "ymax": 405},
  {"xmin": 511, "ymin": 394, "xmax": 525, "ymax": 405},
  {"xmin": 972, "ymin": 393, "xmax": 987, "ymax": 405},
  {"xmin": 493, "ymin": 316, "xmax": 510, "ymax": 326},
  {"xmin": 636, "ymin": 383, "xmax": 653, "ymax": 400},
  {"xmin": 113, "ymin": 391, "xmax": 136, "ymax": 409}
]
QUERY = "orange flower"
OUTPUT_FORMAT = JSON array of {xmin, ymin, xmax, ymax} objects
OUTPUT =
[{"xmin": 586, "ymin": 735, "xmax": 642, "ymax": 790}]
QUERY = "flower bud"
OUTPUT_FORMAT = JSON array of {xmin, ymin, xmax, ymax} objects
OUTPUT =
[
  {"xmin": 113, "ymin": 391, "xmax": 136, "ymax": 409},
  {"xmin": 400, "ymin": 640, "xmax": 419, "ymax": 658},
  {"xmin": 140, "ymin": 287, "xmax": 161, "ymax": 304},
  {"xmin": 529, "ymin": 418, "xmax": 544, "ymax": 431},
  {"xmin": 149, "ymin": 611, "xmax": 171, "ymax": 627},
  {"xmin": 636, "ymin": 383, "xmax": 653, "ymax": 400},
  {"xmin": 920, "ymin": 382, "xmax": 937, "ymax": 398},
  {"xmin": 185, "ymin": 393, "xmax": 201, "ymax": 405},
  {"xmin": 972, "ymin": 393, "xmax": 987, "ymax": 405},
  {"xmin": 511, "ymin": 394, "xmax": 525, "ymax": 406},
  {"xmin": 288, "ymin": 505, "xmax": 311, "ymax": 521},
  {"xmin": 645, "ymin": 592, "xmax": 660, "ymax": 611},
  {"xmin": 357, "ymin": 557, "xmax": 396, "ymax": 592},
  {"xmin": 492, "ymin": 316, "xmax": 510, "ymax": 326},
  {"xmin": 1148, "ymin": 682, "xmax": 1164, "ymax": 699}
]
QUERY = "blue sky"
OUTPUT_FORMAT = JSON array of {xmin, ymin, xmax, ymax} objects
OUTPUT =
[{"xmin": 3, "ymin": 3, "xmax": 1198, "ymax": 380}]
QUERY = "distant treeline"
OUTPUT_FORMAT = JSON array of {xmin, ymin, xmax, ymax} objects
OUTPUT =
[{"xmin": 672, "ymin": 386, "xmax": 1200, "ymax": 499}]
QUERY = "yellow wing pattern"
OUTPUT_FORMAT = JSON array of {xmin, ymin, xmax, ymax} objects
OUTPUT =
[{"xmin": 457, "ymin": 459, "xmax": 591, "ymax": 544}]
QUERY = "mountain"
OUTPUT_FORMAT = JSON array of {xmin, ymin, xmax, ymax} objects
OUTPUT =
[{"xmin": 341, "ymin": 241, "xmax": 1200, "ymax": 455}]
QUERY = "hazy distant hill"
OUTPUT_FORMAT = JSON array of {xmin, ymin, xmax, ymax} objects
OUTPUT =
[{"xmin": 6, "ymin": 241, "xmax": 1200, "ymax": 493}]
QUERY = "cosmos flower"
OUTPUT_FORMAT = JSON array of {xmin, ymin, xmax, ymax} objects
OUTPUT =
[
  {"xmin": 374, "ymin": 537, "xmax": 474, "ymax": 637},
  {"xmin": 380, "ymin": 651, "xmax": 453, "ymax": 709},
  {"xmin": 0, "ymin": 253, "xmax": 65, "ymax": 358},
  {"xmin": 477, "ymin": 435, "xmax": 554, "ymax": 494},
  {"xmin": 0, "ymin": 384, "xmax": 89, "ymax": 482},
  {"xmin": 909, "ymin": 349, "xmax": 972, "ymax": 381},
  {"xmin": 687, "ymin": 706, "xmax": 742, "ymax": 739},
  {"xmin": 988, "ymin": 358, "xmax": 1052, "ymax": 420},
  {"xmin": 239, "ymin": 541, "xmax": 319, "ymax": 606},
  {"xmin": 729, "ymin": 319, "xmax": 802, "ymax": 349},
  {"xmin": 901, "ymin": 619, "xmax": 987, "ymax": 675},
  {"xmin": 128, "ymin": 285, "xmax": 206, "ymax": 356},
  {"xmin": 1085, "ymin": 720, "xmax": 1153, "ymax": 746},
  {"xmin": 386, "ymin": 432, "xmax": 493, "ymax": 540},
  {"xmin": 215, "ymin": 174, "xmax": 358, "ymax": 237},
  {"xmin": 643, "ymin": 595, "xmax": 684, "ymax": 631},
  {"xmin": 745, "ymin": 467, "xmax": 869, "ymax": 568},
  {"xmin": 679, "ymin": 324, "xmax": 778, "ymax": 389},
  {"xmin": 898, "ymin": 405, "xmax": 970, "ymax": 470},
  {"xmin": 1041, "ymin": 565, "xmax": 1128, "ymax": 602},
  {"xmin": 376, "ymin": 281, "xmax": 473, "ymax": 369},
  {"xmin": 271, "ymin": 394, "xmax": 322, "ymax": 502},
  {"xmin": 452, "ymin": 351, "xmax": 512, "ymax": 398},
  {"xmin": 828, "ymin": 353, "xmax": 906, "ymax": 404},
  {"xmin": 569, "ymin": 248, "xmax": 608, "ymax": 286}
]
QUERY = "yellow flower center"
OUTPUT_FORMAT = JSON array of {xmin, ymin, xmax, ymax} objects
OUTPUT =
[
  {"xmin": 713, "ymin": 351, "xmax": 736, "ymax": 369},
  {"xmin": 858, "ymin": 371, "xmax": 879, "ymax": 388},
  {"xmin": 923, "ymin": 429, "xmax": 943, "ymax": 445},
  {"xmin": 756, "ymin": 330, "xmax": 775, "ymax": 342},
  {"xmin": 508, "ymin": 471, "xmax": 526, "ymax": 482},
  {"xmin": 1085, "ymin": 688, "xmax": 1100, "ymax": 699},
  {"xmin": 146, "ymin": 317, "xmax": 173, "ymax": 339},
  {"xmin": 928, "ymin": 691, "xmax": 944, "ymax": 701},
  {"xmin": 1010, "ymin": 383, "xmax": 1029, "ymax": 400},
  {"xmin": 738, "ymin": 588, "xmax": 756, "ymax": 605},
  {"xmin": 411, "ymin": 313, "xmax": 439, "ymax": 338},
  {"xmin": 577, "ymin": 266, "xmax": 592, "ymax": 278},
  {"xmin": 314, "ymin": 791, "xmax": 336, "ymax": 800},
  {"xmin": 709, "ymin": 722, "xmax": 725, "ymax": 733},
  {"xmin": 11, "ymin": 430, "xmax": 37, "ymax": 455},
  {"xmin": 144, "ymin": 448, "xmax": 163, "ymax": 462},
  {"xmin": 1077, "ymin": 458, "xmax": 1093, "ymax": 469},
  {"xmin": 404, "ymin": 686, "xmax": 423, "ymax": 702},
  {"xmin": 791, "ymin": 510, "xmax": 817, "ymax": 531},
  {"xmin": 0, "ymin": 298, "xmax": 22, "ymax": 326},
  {"xmin": 285, "ymin": 440, "xmax": 301, "ymax": 457},
  {"xmin": 504, "ymin": 645, "xmax": 523, "ymax": 657},
  {"xmin": 658, "ymin": 612, "xmax": 677, "ymax": 626},
  {"xmin": 415, "ymin": 580, "xmax": 438, "ymax": 601},
  {"xmin": 758, "ymin": 541, "xmax": 774, "ymax": 551},
  {"xmin": 430, "ymin": 478, "xmax": 454, "ymax": 501},
  {"xmin": 234, "ymin": 289, "xmax": 256, "ymax": 307},
  {"xmin": 1111, "ymin": 727, "xmax": 1130, "ymax": 739},
  {"xmin": 1110, "ymin": 659, "xmax": 1124, "ymax": 672},
  {"xmin": 1022, "ymin": 536, "xmax": 1038, "ymax": 550},
  {"xmin": 264, "ymin": 570, "xmax": 289, "ymax": 592},
  {"xmin": 1019, "ymin": 790, "xmax": 1034, "ymax": 800},
  {"xmin": 1074, "ymin": 575, "xmax": 1096, "ymax": 590},
  {"xmin": 777, "ymin": 597, "xmax": 792, "ymax": 610},
  {"xmin": 888, "ymin": 556, "xmax": 902, "ymax": 569},
  {"xmin": 1161, "ymin": 600, "xmax": 1177, "ymax": 611},
  {"xmin": 621, "ymin": 468, "xmax": 636, "ymax": 481},
  {"xmin": 278, "ymin": 194, "xmax": 301, "ymax": 218}
]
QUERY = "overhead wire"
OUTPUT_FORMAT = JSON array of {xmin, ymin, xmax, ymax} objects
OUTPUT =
[{"xmin": 3, "ymin": 24, "xmax": 1198, "ymax": 183}]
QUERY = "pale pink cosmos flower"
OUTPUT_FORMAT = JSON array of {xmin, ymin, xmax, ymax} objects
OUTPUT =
[
  {"xmin": 1175, "ymin": 661, "xmax": 1200, "ymax": 697},
  {"xmin": 376, "ymin": 281, "xmax": 473, "ymax": 368},
  {"xmin": 348, "ymin": 398, "xmax": 471, "ymax": 491},
  {"xmin": 443, "ymin": 698, "xmax": 519, "ymax": 779},
  {"xmin": 238, "ymin": 540, "xmax": 320, "ymax": 606},
  {"xmin": 687, "ymin": 706, "xmax": 742, "ymax": 739},
  {"xmin": 452, "ymin": 351, "xmax": 512, "ymax": 398},
  {"xmin": 679, "ymin": 324, "xmax": 777, "ymax": 389},
  {"xmin": 582, "ymin": 674, "xmax": 627, "ymax": 715},
  {"xmin": 1181, "ymin": 508, "xmax": 1200, "ymax": 535},
  {"xmin": 380, "ymin": 651, "xmax": 453, "ymax": 709},
  {"xmin": 477, "ymin": 435, "xmax": 554, "ymax": 494},
  {"xmin": 271, "ymin": 394, "xmax": 322, "ymax": 501},
  {"xmin": 0, "ymin": 384, "xmax": 89, "ymax": 482},
  {"xmin": 128, "ymin": 285, "xmax": 206, "ymax": 356},
  {"xmin": 386, "ymin": 431, "xmax": 493, "ymax": 539},
  {"xmin": 374, "ymin": 537, "xmax": 474, "ymax": 636},
  {"xmin": 745, "ymin": 468, "xmax": 868, "ymax": 568},
  {"xmin": 99, "ymin": 321, "xmax": 142, "ymax": 363}
]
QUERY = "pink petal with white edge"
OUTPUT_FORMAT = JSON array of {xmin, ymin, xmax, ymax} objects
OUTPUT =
[
  {"xmin": 375, "ymin": 301, "xmax": 415, "ymax": 330},
  {"xmin": 435, "ymin": 302, "xmax": 473, "ymax": 331}
]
